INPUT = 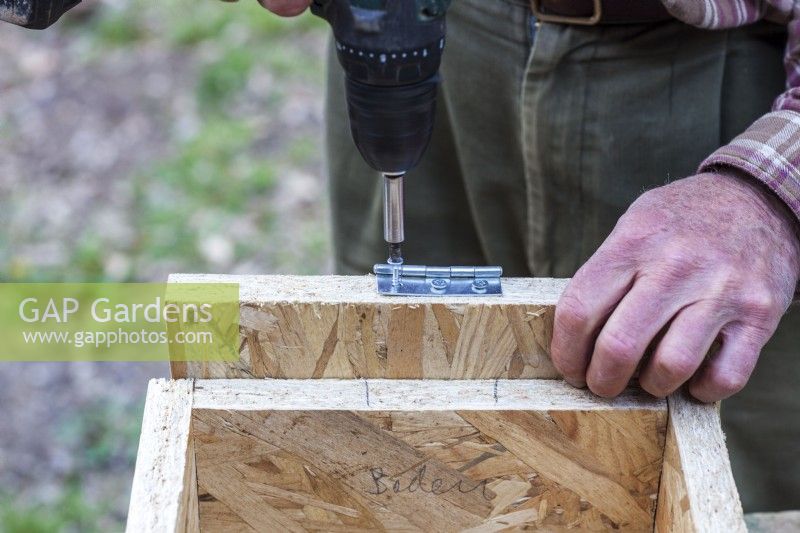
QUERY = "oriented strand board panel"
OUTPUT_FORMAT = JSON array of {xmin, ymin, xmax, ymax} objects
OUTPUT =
[
  {"xmin": 168, "ymin": 274, "xmax": 567, "ymax": 379},
  {"xmin": 190, "ymin": 379, "xmax": 667, "ymax": 532},
  {"xmin": 126, "ymin": 379, "xmax": 199, "ymax": 533},
  {"xmin": 127, "ymin": 379, "xmax": 751, "ymax": 533},
  {"xmin": 654, "ymin": 391, "xmax": 745, "ymax": 533}
]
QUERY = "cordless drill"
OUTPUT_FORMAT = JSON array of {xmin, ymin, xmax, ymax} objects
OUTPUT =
[{"xmin": 311, "ymin": 0, "xmax": 450, "ymax": 265}]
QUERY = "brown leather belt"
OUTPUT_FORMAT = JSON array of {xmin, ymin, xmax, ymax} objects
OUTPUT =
[{"xmin": 531, "ymin": 0, "xmax": 671, "ymax": 25}]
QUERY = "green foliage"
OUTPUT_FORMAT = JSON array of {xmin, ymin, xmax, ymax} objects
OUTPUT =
[
  {"xmin": 1, "ymin": 0, "xmax": 328, "ymax": 283},
  {"xmin": 0, "ymin": 400, "xmax": 144, "ymax": 533},
  {"xmin": 0, "ymin": 400, "xmax": 143, "ymax": 532},
  {"xmin": 197, "ymin": 48, "xmax": 255, "ymax": 113},
  {"xmin": 0, "ymin": 483, "xmax": 106, "ymax": 533},
  {"xmin": 129, "ymin": 119, "xmax": 278, "ymax": 269},
  {"xmin": 81, "ymin": 0, "xmax": 325, "ymax": 48},
  {"xmin": 288, "ymin": 135, "xmax": 319, "ymax": 166},
  {"xmin": 166, "ymin": 1, "xmax": 324, "ymax": 45},
  {"xmin": 57, "ymin": 399, "xmax": 144, "ymax": 471},
  {"xmin": 71, "ymin": 236, "xmax": 107, "ymax": 282},
  {"xmin": 89, "ymin": 8, "xmax": 146, "ymax": 46}
]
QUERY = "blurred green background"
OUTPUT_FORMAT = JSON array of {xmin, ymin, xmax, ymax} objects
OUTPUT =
[{"xmin": 0, "ymin": 1, "xmax": 328, "ymax": 530}]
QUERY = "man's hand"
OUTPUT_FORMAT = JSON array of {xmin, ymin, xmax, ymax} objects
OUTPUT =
[
  {"xmin": 257, "ymin": 0, "xmax": 311, "ymax": 16},
  {"xmin": 551, "ymin": 171, "xmax": 800, "ymax": 402}
]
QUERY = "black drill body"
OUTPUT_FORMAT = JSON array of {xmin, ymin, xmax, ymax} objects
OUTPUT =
[
  {"xmin": 312, "ymin": 0, "xmax": 451, "ymax": 263},
  {"xmin": 311, "ymin": 0, "xmax": 449, "ymax": 175}
]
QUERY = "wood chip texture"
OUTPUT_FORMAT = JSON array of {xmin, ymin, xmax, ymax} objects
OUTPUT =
[
  {"xmin": 189, "ymin": 380, "xmax": 668, "ymax": 532},
  {"xmin": 168, "ymin": 274, "xmax": 568, "ymax": 380}
]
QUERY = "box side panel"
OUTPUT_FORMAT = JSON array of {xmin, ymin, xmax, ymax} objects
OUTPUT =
[
  {"xmin": 655, "ymin": 391, "xmax": 746, "ymax": 533},
  {"xmin": 654, "ymin": 419, "xmax": 694, "ymax": 533},
  {"xmin": 191, "ymin": 407, "xmax": 666, "ymax": 532},
  {"xmin": 126, "ymin": 379, "xmax": 197, "ymax": 533},
  {"xmin": 169, "ymin": 275, "xmax": 564, "ymax": 380}
]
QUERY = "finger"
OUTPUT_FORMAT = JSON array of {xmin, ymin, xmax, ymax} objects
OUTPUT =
[
  {"xmin": 688, "ymin": 325, "xmax": 766, "ymax": 402},
  {"xmin": 639, "ymin": 302, "xmax": 726, "ymax": 398},
  {"xmin": 551, "ymin": 252, "xmax": 635, "ymax": 387},
  {"xmin": 586, "ymin": 278, "xmax": 690, "ymax": 397},
  {"xmin": 258, "ymin": 0, "xmax": 311, "ymax": 16}
]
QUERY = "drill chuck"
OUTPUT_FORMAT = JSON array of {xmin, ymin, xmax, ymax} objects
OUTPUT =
[
  {"xmin": 312, "ymin": 0, "xmax": 451, "ymax": 265},
  {"xmin": 346, "ymin": 76, "xmax": 438, "ymax": 174},
  {"xmin": 312, "ymin": 0, "xmax": 449, "ymax": 174}
]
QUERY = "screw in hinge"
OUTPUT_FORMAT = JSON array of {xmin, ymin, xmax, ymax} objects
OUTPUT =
[
  {"xmin": 430, "ymin": 278, "xmax": 449, "ymax": 294},
  {"xmin": 471, "ymin": 279, "xmax": 488, "ymax": 294}
]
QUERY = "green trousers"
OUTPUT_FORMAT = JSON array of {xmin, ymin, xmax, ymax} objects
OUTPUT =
[{"xmin": 325, "ymin": 0, "xmax": 798, "ymax": 512}]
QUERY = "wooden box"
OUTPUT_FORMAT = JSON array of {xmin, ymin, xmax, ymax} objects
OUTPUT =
[{"xmin": 126, "ymin": 276, "xmax": 747, "ymax": 532}]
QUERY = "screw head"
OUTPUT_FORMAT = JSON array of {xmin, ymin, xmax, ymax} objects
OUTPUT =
[
  {"xmin": 430, "ymin": 278, "xmax": 449, "ymax": 293},
  {"xmin": 430, "ymin": 278, "xmax": 448, "ymax": 289},
  {"xmin": 472, "ymin": 279, "xmax": 488, "ymax": 294}
]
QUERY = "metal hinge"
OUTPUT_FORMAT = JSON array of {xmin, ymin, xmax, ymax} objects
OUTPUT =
[{"xmin": 373, "ymin": 263, "xmax": 503, "ymax": 296}]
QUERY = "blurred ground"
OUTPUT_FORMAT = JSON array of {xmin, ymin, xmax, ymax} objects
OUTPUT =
[{"xmin": 0, "ymin": 1, "xmax": 328, "ymax": 530}]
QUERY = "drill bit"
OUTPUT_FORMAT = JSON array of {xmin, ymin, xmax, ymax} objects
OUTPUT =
[
  {"xmin": 389, "ymin": 243, "xmax": 403, "ymax": 264},
  {"xmin": 383, "ymin": 172, "xmax": 405, "ymax": 265}
]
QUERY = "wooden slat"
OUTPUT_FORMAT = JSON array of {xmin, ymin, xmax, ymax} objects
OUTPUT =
[
  {"xmin": 126, "ymin": 379, "xmax": 198, "ymax": 533},
  {"xmin": 654, "ymin": 389, "xmax": 746, "ymax": 533},
  {"xmin": 191, "ymin": 378, "xmax": 665, "ymax": 411},
  {"xmin": 168, "ymin": 274, "xmax": 567, "ymax": 379}
]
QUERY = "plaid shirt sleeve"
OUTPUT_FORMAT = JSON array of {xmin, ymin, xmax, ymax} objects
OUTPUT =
[{"xmin": 662, "ymin": 0, "xmax": 800, "ymax": 222}]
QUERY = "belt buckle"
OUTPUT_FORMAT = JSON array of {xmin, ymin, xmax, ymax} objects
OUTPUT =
[{"xmin": 531, "ymin": 0, "xmax": 602, "ymax": 25}]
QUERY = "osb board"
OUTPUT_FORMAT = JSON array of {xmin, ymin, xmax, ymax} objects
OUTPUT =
[
  {"xmin": 191, "ymin": 407, "xmax": 667, "ymax": 532},
  {"xmin": 654, "ymin": 391, "xmax": 745, "ymax": 533},
  {"xmin": 169, "ymin": 275, "xmax": 567, "ymax": 380},
  {"xmin": 127, "ymin": 380, "xmax": 748, "ymax": 533},
  {"xmin": 126, "ymin": 380, "xmax": 198, "ymax": 533}
]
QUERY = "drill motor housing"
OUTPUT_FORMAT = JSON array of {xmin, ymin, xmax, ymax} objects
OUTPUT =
[{"xmin": 312, "ymin": 0, "xmax": 450, "ymax": 174}]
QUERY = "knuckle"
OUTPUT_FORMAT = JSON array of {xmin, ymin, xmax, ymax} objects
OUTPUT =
[
  {"xmin": 595, "ymin": 328, "xmax": 641, "ymax": 368},
  {"xmin": 738, "ymin": 288, "xmax": 782, "ymax": 321},
  {"xmin": 628, "ymin": 188, "xmax": 661, "ymax": 212}
]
